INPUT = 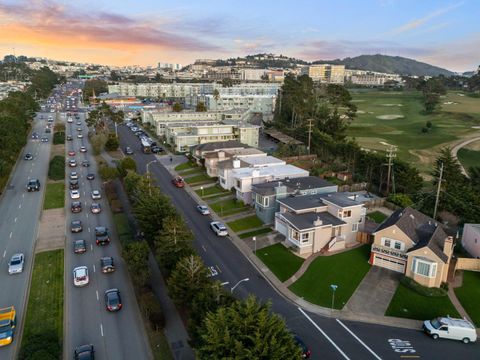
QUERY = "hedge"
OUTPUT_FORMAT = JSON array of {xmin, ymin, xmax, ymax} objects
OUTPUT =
[
  {"xmin": 48, "ymin": 156, "xmax": 65, "ymax": 180},
  {"xmin": 400, "ymin": 276, "xmax": 448, "ymax": 297}
]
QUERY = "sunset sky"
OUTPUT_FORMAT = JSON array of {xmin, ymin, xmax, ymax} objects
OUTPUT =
[{"xmin": 0, "ymin": 0, "xmax": 478, "ymax": 71}]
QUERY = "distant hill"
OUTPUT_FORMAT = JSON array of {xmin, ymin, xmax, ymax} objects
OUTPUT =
[{"xmin": 311, "ymin": 54, "xmax": 454, "ymax": 77}]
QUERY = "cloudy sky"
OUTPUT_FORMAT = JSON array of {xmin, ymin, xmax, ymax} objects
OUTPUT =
[{"xmin": 0, "ymin": 0, "xmax": 478, "ymax": 71}]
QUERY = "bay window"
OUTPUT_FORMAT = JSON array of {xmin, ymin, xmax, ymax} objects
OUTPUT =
[{"xmin": 411, "ymin": 257, "xmax": 437, "ymax": 278}]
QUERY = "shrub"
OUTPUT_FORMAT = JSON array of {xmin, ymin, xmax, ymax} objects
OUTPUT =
[
  {"xmin": 53, "ymin": 131, "xmax": 65, "ymax": 144},
  {"xmin": 400, "ymin": 276, "xmax": 448, "ymax": 297},
  {"xmin": 110, "ymin": 199, "xmax": 124, "ymax": 213},
  {"xmin": 387, "ymin": 193, "xmax": 413, "ymax": 207},
  {"xmin": 19, "ymin": 331, "xmax": 61, "ymax": 360},
  {"xmin": 141, "ymin": 291, "xmax": 165, "ymax": 330},
  {"xmin": 48, "ymin": 155, "xmax": 65, "ymax": 180},
  {"xmin": 105, "ymin": 136, "xmax": 119, "ymax": 151}
]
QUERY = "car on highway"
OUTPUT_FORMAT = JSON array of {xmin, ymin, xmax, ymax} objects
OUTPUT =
[
  {"xmin": 70, "ymin": 171, "xmax": 78, "ymax": 180},
  {"xmin": 76, "ymin": 127, "xmax": 82, "ymax": 132},
  {"xmin": 70, "ymin": 220, "xmax": 83, "ymax": 233},
  {"xmin": 293, "ymin": 335, "xmax": 311, "ymax": 358},
  {"xmin": 172, "ymin": 176, "xmax": 185, "ymax": 188},
  {"xmin": 77, "ymin": 134, "xmax": 83, "ymax": 139},
  {"xmin": 90, "ymin": 203, "xmax": 101, "ymax": 214},
  {"xmin": 73, "ymin": 239, "xmax": 86, "ymax": 254},
  {"xmin": 68, "ymin": 159, "xmax": 77, "ymax": 167},
  {"xmin": 81, "ymin": 160, "xmax": 90, "ymax": 167},
  {"xmin": 210, "ymin": 221, "xmax": 228, "ymax": 236},
  {"xmin": 7, "ymin": 253, "xmax": 25, "ymax": 275},
  {"xmin": 67, "ymin": 117, "xmax": 73, "ymax": 123},
  {"xmin": 31, "ymin": 132, "xmax": 39, "ymax": 139},
  {"xmin": 196, "ymin": 205, "xmax": 210, "ymax": 215},
  {"xmin": 69, "ymin": 180, "xmax": 79, "ymax": 190},
  {"xmin": 24, "ymin": 153, "xmax": 33, "ymax": 161},
  {"xmin": 74, "ymin": 344, "xmax": 94, "ymax": 360},
  {"xmin": 73, "ymin": 266, "xmax": 89, "ymax": 287},
  {"xmin": 91, "ymin": 190, "xmax": 101, "ymax": 200},
  {"xmin": 66, "ymin": 134, "xmax": 73, "ymax": 141},
  {"xmin": 71, "ymin": 201, "xmax": 82, "ymax": 213},
  {"xmin": 26, "ymin": 179, "xmax": 41, "ymax": 192},
  {"xmin": 105, "ymin": 288, "xmax": 122, "ymax": 312},
  {"xmin": 100, "ymin": 257, "xmax": 115, "ymax": 273},
  {"xmin": 125, "ymin": 146, "xmax": 133, "ymax": 155},
  {"xmin": 76, "ymin": 121, "xmax": 82, "ymax": 126},
  {"xmin": 79, "ymin": 146, "xmax": 87, "ymax": 153},
  {"xmin": 95, "ymin": 227, "xmax": 110, "ymax": 246},
  {"xmin": 68, "ymin": 150, "xmax": 76, "ymax": 156},
  {"xmin": 41, "ymin": 137, "xmax": 49, "ymax": 142},
  {"xmin": 86, "ymin": 173, "xmax": 95, "ymax": 180},
  {"xmin": 70, "ymin": 190, "xmax": 80, "ymax": 199}
]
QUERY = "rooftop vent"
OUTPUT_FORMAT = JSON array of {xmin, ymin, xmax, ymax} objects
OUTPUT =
[{"xmin": 313, "ymin": 216, "xmax": 323, "ymax": 226}]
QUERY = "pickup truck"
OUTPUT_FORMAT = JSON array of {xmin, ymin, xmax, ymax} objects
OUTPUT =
[{"xmin": 0, "ymin": 306, "xmax": 16, "ymax": 347}]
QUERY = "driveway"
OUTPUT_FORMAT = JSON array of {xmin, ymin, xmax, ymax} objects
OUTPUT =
[{"xmin": 343, "ymin": 266, "xmax": 400, "ymax": 316}]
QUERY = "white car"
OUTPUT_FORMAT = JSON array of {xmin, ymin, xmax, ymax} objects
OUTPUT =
[
  {"xmin": 8, "ymin": 253, "xmax": 25, "ymax": 274},
  {"xmin": 73, "ymin": 266, "xmax": 89, "ymax": 287},
  {"xmin": 70, "ymin": 190, "xmax": 80, "ymax": 199},
  {"xmin": 77, "ymin": 133, "xmax": 83, "ymax": 138},
  {"xmin": 67, "ymin": 117, "xmax": 73, "ymax": 123},
  {"xmin": 79, "ymin": 146, "xmax": 87, "ymax": 153},
  {"xmin": 91, "ymin": 190, "xmax": 101, "ymax": 200},
  {"xmin": 196, "ymin": 205, "xmax": 210, "ymax": 215},
  {"xmin": 70, "ymin": 171, "xmax": 78, "ymax": 180},
  {"xmin": 210, "ymin": 221, "xmax": 228, "ymax": 236}
]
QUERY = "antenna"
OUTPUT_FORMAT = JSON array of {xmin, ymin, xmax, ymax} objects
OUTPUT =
[{"xmin": 385, "ymin": 144, "xmax": 397, "ymax": 196}]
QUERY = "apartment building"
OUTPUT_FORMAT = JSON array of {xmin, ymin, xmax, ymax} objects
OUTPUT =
[
  {"xmin": 275, "ymin": 192, "xmax": 366, "ymax": 255},
  {"xmin": 0, "ymin": 81, "xmax": 28, "ymax": 100},
  {"xmin": 345, "ymin": 69, "xmax": 402, "ymax": 86},
  {"xmin": 205, "ymin": 94, "xmax": 276, "ymax": 114},
  {"xmin": 240, "ymin": 68, "xmax": 267, "ymax": 81},
  {"xmin": 301, "ymin": 64, "xmax": 346, "ymax": 84}
]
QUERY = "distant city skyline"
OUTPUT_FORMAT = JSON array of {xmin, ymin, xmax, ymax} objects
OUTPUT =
[{"xmin": 0, "ymin": 0, "xmax": 478, "ymax": 71}]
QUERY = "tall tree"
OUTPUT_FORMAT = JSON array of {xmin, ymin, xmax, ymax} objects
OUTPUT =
[{"xmin": 122, "ymin": 241, "xmax": 151, "ymax": 287}]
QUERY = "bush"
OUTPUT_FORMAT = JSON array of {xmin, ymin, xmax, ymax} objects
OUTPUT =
[
  {"xmin": 387, "ymin": 193, "xmax": 413, "ymax": 207},
  {"xmin": 53, "ymin": 131, "xmax": 65, "ymax": 144},
  {"xmin": 141, "ymin": 291, "xmax": 165, "ymax": 330},
  {"xmin": 54, "ymin": 123, "xmax": 65, "ymax": 132},
  {"xmin": 110, "ymin": 199, "xmax": 124, "ymax": 213},
  {"xmin": 400, "ymin": 276, "xmax": 448, "ymax": 297},
  {"xmin": 48, "ymin": 155, "xmax": 65, "ymax": 180},
  {"xmin": 90, "ymin": 133, "xmax": 107, "ymax": 155},
  {"xmin": 19, "ymin": 331, "xmax": 61, "ymax": 360},
  {"xmin": 105, "ymin": 136, "xmax": 119, "ymax": 151}
]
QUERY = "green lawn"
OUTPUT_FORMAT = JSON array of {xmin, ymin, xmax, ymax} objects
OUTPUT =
[
  {"xmin": 386, "ymin": 282, "xmax": 460, "ymax": 320},
  {"xmin": 175, "ymin": 161, "xmax": 198, "ymax": 171},
  {"xmin": 227, "ymin": 215, "xmax": 263, "ymax": 233},
  {"xmin": 210, "ymin": 199, "xmax": 249, "ymax": 215},
  {"xmin": 256, "ymin": 244, "xmax": 304, "ymax": 282},
  {"xmin": 457, "ymin": 148, "xmax": 480, "ymax": 175},
  {"xmin": 195, "ymin": 185, "xmax": 230, "ymax": 198},
  {"xmin": 184, "ymin": 174, "xmax": 212, "ymax": 185},
  {"xmin": 289, "ymin": 246, "xmax": 371, "ymax": 309},
  {"xmin": 113, "ymin": 213, "xmax": 134, "ymax": 245},
  {"xmin": 367, "ymin": 211, "xmax": 388, "ymax": 223},
  {"xmin": 239, "ymin": 227, "xmax": 273, "ymax": 239},
  {"xmin": 48, "ymin": 155, "xmax": 65, "ymax": 181},
  {"xmin": 454, "ymin": 271, "xmax": 480, "ymax": 327},
  {"xmin": 178, "ymin": 168, "xmax": 204, "ymax": 176},
  {"xmin": 20, "ymin": 249, "xmax": 64, "ymax": 357},
  {"xmin": 44, "ymin": 182, "xmax": 65, "ymax": 209}
]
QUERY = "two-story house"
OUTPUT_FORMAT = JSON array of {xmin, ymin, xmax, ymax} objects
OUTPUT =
[
  {"xmin": 192, "ymin": 140, "xmax": 248, "ymax": 163},
  {"xmin": 203, "ymin": 148, "xmax": 266, "ymax": 177},
  {"xmin": 275, "ymin": 192, "xmax": 366, "ymax": 256},
  {"xmin": 251, "ymin": 177, "xmax": 338, "ymax": 224},
  {"xmin": 370, "ymin": 207, "xmax": 454, "ymax": 288}
]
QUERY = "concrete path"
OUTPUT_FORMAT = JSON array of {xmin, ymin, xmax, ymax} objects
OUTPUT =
[
  {"xmin": 451, "ymin": 136, "xmax": 480, "ymax": 177},
  {"xmin": 284, "ymin": 251, "xmax": 324, "ymax": 286},
  {"xmin": 36, "ymin": 207, "xmax": 65, "ymax": 253},
  {"xmin": 448, "ymin": 271, "xmax": 475, "ymax": 325}
]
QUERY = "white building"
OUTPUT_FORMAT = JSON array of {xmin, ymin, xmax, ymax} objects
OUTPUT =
[
  {"xmin": 345, "ymin": 69, "xmax": 402, "ymax": 86},
  {"xmin": 462, "ymin": 224, "xmax": 480, "ymax": 258},
  {"xmin": 240, "ymin": 68, "xmax": 267, "ymax": 81},
  {"xmin": 205, "ymin": 94, "xmax": 276, "ymax": 114}
]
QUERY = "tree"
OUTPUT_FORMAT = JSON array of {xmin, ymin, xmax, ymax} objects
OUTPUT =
[
  {"xmin": 117, "ymin": 157, "xmax": 137, "ymax": 177},
  {"xmin": 196, "ymin": 101, "xmax": 207, "ymax": 112},
  {"xmin": 213, "ymin": 89, "xmax": 220, "ymax": 101},
  {"xmin": 469, "ymin": 166, "xmax": 480, "ymax": 190},
  {"xmin": 105, "ymin": 136, "xmax": 119, "ymax": 151},
  {"xmin": 98, "ymin": 165, "xmax": 119, "ymax": 182},
  {"xmin": 221, "ymin": 78, "xmax": 234, "ymax": 88},
  {"xmin": 197, "ymin": 296, "xmax": 302, "ymax": 360},
  {"xmin": 110, "ymin": 70, "xmax": 120, "ymax": 81},
  {"xmin": 172, "ymin": 103, "xmax": 183, "ymax": 112},
  {"xmin": 122, "ymin": 241, "xmax": 151, "ymax": 287},
  {"xmin": 83, "ymin": 79, "xmax": 107, "ymax": 101}
]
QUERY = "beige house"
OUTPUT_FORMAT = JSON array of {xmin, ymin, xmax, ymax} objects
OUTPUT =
[
  {"xmin": 370, "ymin": 207, "xmax": 454, "ymax": 288},
  {"xmin": 203, "ymin": 148, "xmax": 266, "ymax": 177}
]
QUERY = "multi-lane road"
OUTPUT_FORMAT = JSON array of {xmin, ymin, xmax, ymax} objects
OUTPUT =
[{"xmin": 117, "ymin": 123, "xmax": 480, "ymax": 360}]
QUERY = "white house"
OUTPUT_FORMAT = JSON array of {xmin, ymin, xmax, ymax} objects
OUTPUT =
[{"xmin": 462, "ymin": 224, "xmax": 480, "ymax": 258}]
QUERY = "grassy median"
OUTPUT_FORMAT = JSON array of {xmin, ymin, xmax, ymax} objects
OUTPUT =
[{"xmin": 43, "ymin": 182, "xmax": 65, "ymax": 210}]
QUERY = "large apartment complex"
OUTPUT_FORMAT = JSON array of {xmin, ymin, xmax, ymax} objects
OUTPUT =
[{"xmin": 301, "ymin": 64, "xmax": 346, "ymax": 84}]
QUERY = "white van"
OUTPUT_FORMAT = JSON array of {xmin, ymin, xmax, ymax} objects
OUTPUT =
[{"xmin": 423, "ymin": 317, "xmax": 477, "ymax": 344}]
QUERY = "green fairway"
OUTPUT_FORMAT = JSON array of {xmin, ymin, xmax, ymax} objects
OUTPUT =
[
  {"xmin": 289, "ymin": 246, "xmax": 371, "ymax": 309},
  {"xmin": 457, "ymin": 148, "xmax": 480, "ymax": 175},
  {"xmin": 227, "ymin": 215, "xmax": 263, "ymax": 232},
  {"xmin": 256, "ymin": 243, "xmax": 304, "ymax": 282},
  {"xmin": 44, "ymin": 182, "xmax": 65, "ymax": 209},
  {"xmin": 454, "ymin": 271, "xmax": 480, "ymax": 327}
]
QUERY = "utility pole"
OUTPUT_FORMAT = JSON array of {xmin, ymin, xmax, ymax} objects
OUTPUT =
[
  {"xmin": 307, "ymin": 118, "xmax": 313, "ymax": 155},
  {"xmin": 385, "ymin": 145, "xmax": 397, "ymax": 196},
  {"xmin": 433, "ymin": 162, "xmax": 444, "ymax": 220}
]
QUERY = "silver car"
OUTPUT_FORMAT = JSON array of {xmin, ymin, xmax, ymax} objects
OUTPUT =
[{"xmin": 8, "ymin": 253, "xmax": 24, "ymax": 274}]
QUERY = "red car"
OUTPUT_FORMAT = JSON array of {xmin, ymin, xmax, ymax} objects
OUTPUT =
[
  {"xmin": 68, "ymin": 150, "xmax": 76, "ymax": 156},
  {"xmin": 172, "ymin": 177, "xmax": 185, "ymax": 188}
]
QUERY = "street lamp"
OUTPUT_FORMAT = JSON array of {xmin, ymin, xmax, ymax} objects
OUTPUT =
[
  {"xmin": 231, "ymin": 278, "xmax": 249, "ymax": 294},
  {"xmin": 146, "ymin": 159, "xmax": 157, "ymax": 196},
  {"xmin": 200, "ymin": 186, "xmax": 204, "ymax": 197},
  {"xmin": 330, "ymin": 284, "xmax": 338, "ymax": 311},
  {"xmin": 252, "ymin": 236, "xmax": 257, "ymax": 255}
]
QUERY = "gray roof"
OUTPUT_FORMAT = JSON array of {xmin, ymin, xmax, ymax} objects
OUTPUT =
[
  {"xmin": 251, "ymin": 176, "xmax": 336, "ymax": 196},
  {"xmin": 318, "ymin": 192, "xmax": 362, "ymax": 208},
  {"xmin": 375, "ymin": 207, "xmax": 449, "ymax": 263},
  {"xmin": 282, "ymin": 211, "xmax": 345, "ymax": 231},
  {"xmin": 195, "ymin": 140, "xmax": 247, "ymax": 152},
  {"xmin": 278, "ymin": 192, "xmax": 362, "ymax": 211}
]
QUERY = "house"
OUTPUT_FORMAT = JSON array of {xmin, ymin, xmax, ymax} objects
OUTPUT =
[
  {"xmin": 370, "ymin": 207, "xmax": 454, "ymax": 288},
  {"xmin": 251, "ymin": 177, "xmax": 338, "ymax": 224},
  {"xmin": 275, "ymin": 192, "xmax": 366, "ymax": 256},
  {"xmin": 204, "ymin": 148, "xmax": 266, "ymax": 177},
  {"xmin": 192, "ymin": 140, "xmax": 248, "ymax": 163},
  {"xmin": 462, "ymin": 224, "xmax": 480, "ymax": 258}
]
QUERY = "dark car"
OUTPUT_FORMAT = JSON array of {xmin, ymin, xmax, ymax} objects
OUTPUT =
[
  {"xmin": 24, "ymin": 153, "xmax": 33, "ymax": 160},
  {"xmin": 31, "ymin": 132, "xmax": 39, "ymax": 139},
  {"xmin": 71, "ymin": 220, "xmax": 83, "ymax": 233},
  {"xmin": 71, "ymin": 201, "xmax": 82, "ymax": 213},
  {"xmin": 151, "ymin": 146, "xmax": 162, "ymax": 154},
  {"xmin": 95, "ymin": 226, "xmax": 110, "ymax": 246},
  {"xmin": 100, "ymin": 257, "xmax": 115, "ymax": 273},
  {"xmin": 66, "ymin": 134, "xmax": 73, "ymax": 141},
  {"xmin": 74, "ymin": 344, "xmax": 94, "ymax": 360},
  {"xmin": 69, "ymin": 180, "xmax": 79, "ymax": 190},
  {"xmin": 26, "ymin": 179, "xmax": 40, "ymax": 192},
  {"xmin": 81, "ymin": 160, "xmax": 90, "ymax": 167},
  {"xmin": 172, "ymin": 177, "xmax": 185, "ymax": 188},
  {"xmin": 293, "ymin": 335, "xmax": 311, "ymax": 359},
  {"xmin": 73, "ymin": 239, "xmax": 87, "ymax": 254},
  {"xmin": 86, "ymin": 173, "xmax": 95, "ymax": 180},
  {"xmin": 41, "ymin": 137, "xmax": 49, "ymax": 142},
  {"xmin": 105, "ymin": 288, "xmax": 122, "ymax": 312}
]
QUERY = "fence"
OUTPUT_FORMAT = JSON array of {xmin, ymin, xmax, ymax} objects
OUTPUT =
[
  {"xmin": 455, "ymin": 258, "xmax": 480, "ymax": 272},
  {"xmin": 281, "ymin": 154, "xmax": 317, "ymax": 163}
]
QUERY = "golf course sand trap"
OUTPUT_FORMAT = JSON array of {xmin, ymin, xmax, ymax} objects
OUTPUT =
[
  {"xmin": 381, "ymin": 104, "xmax": 403, "ymax": 107},
  {"xmin": 351, "ymin": 99, "xmax": 365, "ymax": 102},
  {"xmin": 472, "ymin": 126, "xmax": 480, "ymax": 129},
  {"xmin": 356, "ymin": 110, "xmax": 366, "ymax": 114},
  {"xmin": 376, "ymin": 115, "xmax": 404, "ymax": 120}
]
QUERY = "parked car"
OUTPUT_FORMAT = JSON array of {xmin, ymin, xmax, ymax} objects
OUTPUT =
[
  {"xmin": 70, "ymin": 190, "xmax": 80, "ymax": 199},
  {"xmin": 105, "ymin": 288, "xmax": 122, "ymax": 312},
  {"xmin": 86, "ymin": 173, "xmax": 95, "ymax": 180},
  {"xmin": 26, "ymin": 179, "xmax": 40, "ymax": 192},
  {"xmin": 293, "ymin": 335, "xmax": 311, "ymax": 358},
  {"xmin": 210, "ymin": 222, "xmax": 228, "ymax": 236},
  {"xmin": 8, "ymin": 253, "xmax": 25, "ymax": 275},
  {"xmin": 90, "ymin": 203, "xmax": 101, "ymax": 214},
  {"xmin": 91, "ymin": 190, "xmax": 101, "ymax": 200},
  {"xmin": 95, "ymin": 227, "xmax": 110, "ymax": 246},
  {"xmin": 73, "ymin": 266, "xmax": 89, "ymax": 287},
  {"xmin": 100, "ymin": 257, "xmax": 115, "ymax": 273},
  {"xmin": 423, "ymin": 317, "xmax": 477, "ymax": 343},
  {"xmin": 70, "ymin": 220, "xmax": 83, "ymax": 233},
  {"xmin": 71, "ymin": 201, "xmax": 82, "ymax": 213},
  {"xmin": 151, "ymin": 146, "xmax": 162, "ymax": 154},
  {"xmin": 24, "ymin": 153, "xmax": 33, "ymax": 161},
  {"xmin": 74, "ymin": 344, "xmax": 94, "ymax": 360},
  {"xmin": 196, "ymin": 205, "xmax": 210, "ymax": 215},
  {"xmin": 125, "ymin": 146, "xmax": 133, "ymax": 155},
  {"xmin": 73, "ymin": 239, "xmax": 87, "ymax": 254},
  {"xmin": 172, "ymin": 177, "xmax": 185, "ymax": 188}
]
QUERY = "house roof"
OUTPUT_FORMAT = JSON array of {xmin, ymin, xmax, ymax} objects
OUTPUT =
[
  {"xmin": 242, "ymin": 156, "xmax": 285, "ymax": 166},
  {"xmin": 318, "ymin": 192, "xmax": 363, "ymax": 208},
  {"xmin": 282, "ymin": 211, "xmax": 346, "ymax": 231},
  {"xmin": 375, "ymin": 207, "xmax": 450, "ymax": 263},
  {"xmin": 232, "ymin": 164, "xmax": 309, "ymax": 179},
  {"xmin": 194, "ymin": 140, "xmax": 247, "ymax": 153},
  {"xmin": 251, "ymin": 176, "xmax": 336, "ymax": 196},
  {"xmin": 278, "ymin": 191, "xmax": 362, "ymax": 211}
]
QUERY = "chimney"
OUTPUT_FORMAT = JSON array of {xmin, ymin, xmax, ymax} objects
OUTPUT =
[
  {"xmin": 444, "ymin": 236, "xmax": 454, "ymax": 260},
  {"xmin": 218, "ymin": 151, "xmax": 225, "ymax": 159},
  {"xmin": 313, "ymin": 216, "xmax": 323, "ymax": 226},
  {"xmin": 233, "ymin": 159, "xmax": 241, "ymax": 168}
]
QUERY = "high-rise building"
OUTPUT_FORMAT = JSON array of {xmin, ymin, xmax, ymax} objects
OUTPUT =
[{"xmin": 301, "ymin": 64, "xmax": 346, "ymax": 84}]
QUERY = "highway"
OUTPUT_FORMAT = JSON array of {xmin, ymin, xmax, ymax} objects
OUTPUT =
[
  {"xmin": 63, "ymin": 101, "xmax": 152, "ymax": 358},
  {"xmin": 117, "ymin": 123, "xmax": 480, "ymax": 360}
]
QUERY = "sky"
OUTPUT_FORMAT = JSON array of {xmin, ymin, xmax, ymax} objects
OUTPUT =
[{"xmin": 0, "ymin": 0, "xmax": 478, "ymax": 72}]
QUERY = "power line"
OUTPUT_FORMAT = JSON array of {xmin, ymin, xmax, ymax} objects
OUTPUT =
[{"xmin": 433, "ymin": 162, "xmax": 444, "ymax": 220}]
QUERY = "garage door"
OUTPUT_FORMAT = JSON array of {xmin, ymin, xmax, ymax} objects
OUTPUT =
[
  {"xmin": 275, "ymin": 219, "xmax": 287, "ymax": 237},
  {"xmin": 373, "ymin": 254, "xmax": 405, "ymax": 273}
]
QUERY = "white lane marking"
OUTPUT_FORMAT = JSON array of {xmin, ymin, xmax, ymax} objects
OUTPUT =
[
  {"xmin": 22, "ymin": 194, "xmax": 25, "ymax": 198},
  {"xmin": 18, "ymin": 204, "xmax": 22, "ymax": 209},
  {"xmin": 93, "ymin": 265, "xmax": 96, "ymax": 273},
  {"xmin": 298, "ymin": 307, "xmax": 350, "ymax": 360},
  {"xmin": 14, "ymin": 217, "xmax": 17, "ymax": 223},
  {"xmin": 29, "ymin": 168, "xmax": 32, "ymax": 173},
  {"xmin": 86, "ymin": 213, "xmax": 88, "ymax": 219},
  {"xmin": 2, "ymin": 250, "xmax": 6, "ymax": 258},
  {"xmin": 90, "ymin": 244, "xmax": 93, "ymax": 251},
  {"xmin": 88, "ymin": 227, "xmax": 91, "ymax": 233},
  {"xmin": 96, "ymin": 290, "xmax": 99, "ymax": 300},
  {"xmin": 100, "ymin": 323, "xmax": 104, "ymax": 337},
  {"xmin": 336, "ymin": 319, "xmax": 382, "ymax": 360},
  {"xmin": 9, "ymin": 232, "xmax": 13, "ymax": 239},
  {"xmin": 202, "ymin": 245, "xmax": 207, "ymax": 252}
]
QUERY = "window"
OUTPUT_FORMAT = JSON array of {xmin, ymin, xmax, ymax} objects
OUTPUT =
[
  {"xmin": 384, "ymin": 239, "xmax": 391, "ymax": 247},
  {"xmin": 236, "ymin": 180, "xmax": 241, "ymax": 189},
  {"xmin": 352, "ymin": 223, "xmax": 358, "ymax": 232},
  {"xmin": 394, "ymin": 242, "xmax": 402, "ymax": 250},
  {"xmin": 291, "ymin": 229, "xmax": 300, "ymax": 241},
  {"xmin": 301, "ymin": 232, "xmax": 310, "ymax": 243},
  {"xmin": 342, "ymin": 210, "xmax": 352, "ymax": 218},
  {"xmin": 412, "ymin": 258, "xmax": 437, "ymax": 278},
  {"xmin": 263, "ymin": 196, "xmax": 269, "ymax": 207}
]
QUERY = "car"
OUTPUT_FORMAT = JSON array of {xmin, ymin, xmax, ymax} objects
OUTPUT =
[
  {"xmin": 125, "ymin": 146, "xmax": 133, "ymax": 155},
  {"xmin": 91, "ymin": 190, "xmax": 101, "ymax": 200},
  {"xmin": 86, "ymin": 173, "xmax": 95, "ymax": 180},
  {"xmin": 70, "ymin": 190, "xmax": 80, "ymax": 199},
  {"xmin": 74, "ymin": 344, "xmax": 94, "ymax": 360},
  {"xmin": 66, "ymin": 134, "xmax": 73, "ymax": 141},
  {"xmin": 100, "ymin": 257, "xmax": 115, "ymax": 273},
  {"xmin": 8, "ymin": 253, "xmax": 25, "ymax": 275},
  {"xmin": 26, "ymin": 179, "xmax": 40, "ymax": 192},
  {"xmin": 41, "ymin": 137, "xmax": 49, "ymax": 142},
  {"xmin": 293, "ymin": 335, "xmax": 311, "ymax": 358},
  {"xmin": 67, "ymin": 117, "xmax": 73, "ymax": 123},
  {"xmin": 151, "ymin": 146, "xmax": 162, "ymax": 154},
  {"xmin": 90, "ymin": 203, "xmax": 102, "ymax": 214},
  {"xmin": 95, "ymin": 227, "xmax": 110, "ymax": 246},
  {"xmin": 210, "ymin": 221, "xmax": 228, "ymax": 236},
  {"xmin": 70, "ymin": 171, "xmax": 78, "ymax": 180},
  {"xmin": 45, "ymin": 128, "xmax": 51, "ymax": 133},
  {"xmin": 31, "ymin": 132, "xmax": 39, "ymax": 139},
  {"xmin": 105, "ymin": 288, "xmax": 122, "ymax": 312},
  {"xmin": 196, "ymin": 205, "xmax": 210, "ymax": 215},
  {"xmin": 172, "ymin": 177, "xmax": 185, "ymax": 188},
  {"xmin": 423, "ymin": 317, "xmax": 477, "ymax": 343},
  {"xmin": 76, "ymin": 127, "xmax": 82, "ymax": 132},
  {"xmin": 71, "ymin": 201, "xmax": 82, "ymax": 213},
  {"xmin": 68, "ymin": 159, "xmax": 77, "ymax": 167},
  {"xmin": 70, "ymin": 220, "xmax": 83, "ymax": 233},
  {"xmin": 24, "ymin": 153, "xmax": 33, "ymax": 161},
  {"xmin": 82, "ymin": 160, "xmax": 90, "ymax": 167},
  {"xmin": 77, "ymin": 134, "xmax": 83, "ymax": 138},
  {"xmin": 73, "ymin": 239, "xmax": 86, "ymax": 254},
  {"xmin": 68, "ymin": 150, "xmax": 76, "ymax": 156},
  {"xmin": 79, "ymin": 146, "xmax": 87, "ymax": 153},
  {"xmin": 69, "ymin": 180, "xmax": 79, "ymax": 190},
  {"xmin": 76, "ymin": 121, "xmax": 82, "ymax": 126},
  {"xmin": 73, "ymin": 266, "xmax": 89, "ymax": 287}
]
